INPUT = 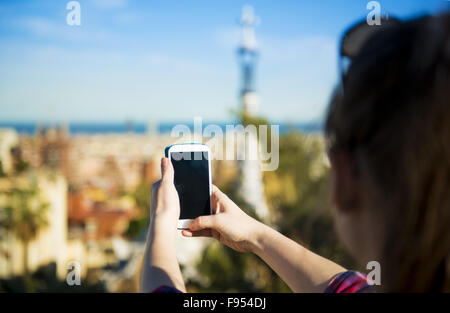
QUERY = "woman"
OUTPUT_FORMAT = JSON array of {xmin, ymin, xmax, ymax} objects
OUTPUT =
[{"xmin": 140, "ymin": 13, "xmax": 450, "ymax": 293}]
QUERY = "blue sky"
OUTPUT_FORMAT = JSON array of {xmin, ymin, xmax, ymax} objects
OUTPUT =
[{"xmin": 0, "ymin": 0, "xmax": 448, "ymax": 123}]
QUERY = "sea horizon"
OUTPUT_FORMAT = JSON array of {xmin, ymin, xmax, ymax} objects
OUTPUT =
[{"xmin": 0, "ymin": 120, "xmax": 323, "ymax": 135}]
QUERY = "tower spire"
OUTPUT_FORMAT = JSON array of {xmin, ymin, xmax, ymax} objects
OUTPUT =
[
  {"xmin": 239, "ymin": 5, "xmax": 259, "ymax": 52},
  {"xmin": 238, "ymin": 5, "xmax": 260, "ymax": 115}
]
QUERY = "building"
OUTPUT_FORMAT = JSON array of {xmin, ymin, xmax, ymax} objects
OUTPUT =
[
  {"xmin": 0, "ymin": 128, "xmax": 19, "ymax": 175},
  {"xmin": 0, "ymin": 170, "xmax": 70, "ymax": 280}
]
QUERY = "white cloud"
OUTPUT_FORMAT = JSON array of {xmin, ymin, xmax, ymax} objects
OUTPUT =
[
  {"xmin": 214, "ymin": 26, "xmax": 241, "ymax": 49},
  {"xmin": 93, "ymin": 0, "xmax": 129, "ymax": 9},
  {"xmin": 249, "ymin": 35, "xmax": 338, "ymax": 121},
  {"xmin": 214, "ymin": 26, "xmax": 337, "ymax": 69},
  {"xmin": 144, "ymin": 54, "xmax": 222, "ymax": 74},
  {"xmin": 260, "ymin": 35, "xmax": 337, "ymax": 65},
  {"xmin": 15, "ymin": 17, "xmax": 57, "ymax": 37},
  {"xmin": 10, "ymin": 16, "xmax": 113, "ymax": 42},
  {"xmin": 113, "ymin": 11, "xmax": 140, "ymax": 25},
  {"xmin": 211, "ymin": 25, "xmax": 339, "ymax": 121}
]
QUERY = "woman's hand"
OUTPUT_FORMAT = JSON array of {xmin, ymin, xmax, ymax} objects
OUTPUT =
[
  {"xmin": 150, "ymin": 157, "xmax": 180, "ymax": 232},
  {"xmin": 182, "ymin": 185, "xmax": 264, "ymax": 253}
]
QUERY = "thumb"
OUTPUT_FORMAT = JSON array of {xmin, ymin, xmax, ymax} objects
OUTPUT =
[
  {"xmin": 161, "ymin": 157, "xmax": 174, "ymax": 182},
  {"xmin": 189, "ymin": 215, "xmax": 220, "ymax": 231}
]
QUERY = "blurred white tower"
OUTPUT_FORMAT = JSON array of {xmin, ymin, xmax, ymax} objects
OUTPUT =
[
  {"xmin": 238, "ymin": 5, "xmax": 260, "ymax": 115},
  {"xmin": 236, "ymin": 5, "xmax": 269, "ymax": 220}
]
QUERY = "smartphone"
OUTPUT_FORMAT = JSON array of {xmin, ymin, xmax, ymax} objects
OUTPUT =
[{"xmin": 165, "ymin": 143, "xmax": 212, "ymax": 229}]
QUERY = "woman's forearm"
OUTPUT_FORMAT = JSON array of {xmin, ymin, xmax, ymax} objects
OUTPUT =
[
  {"xmin": 140, "ymin": 219, "xmax": 186, "ymax": 293},
  {"xmin": 250, "ymin": 222, "xmax": 345, "ymax": 293}
]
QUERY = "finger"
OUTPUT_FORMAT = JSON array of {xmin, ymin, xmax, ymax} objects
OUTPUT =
[
  {"xmin": 181, "ymin": 230, "xmax": 193, "ymax": 237},
  {"xmin": 189, "ymin": 215, "xmax": 220, "ymax": 231},
  {"xmin": 211, "ymin": 185, "xmax": 222, "ymax": 204},
  {"xmin": 211, "ymin": 194, "xmax": 221, "ymax": 214},
  {"xmin": 211, "ymin": 185, "xmax": 226, "ymax": 200},
  {"xmin": 160, "ymin": 157, "xmax": 174, "ymax": 183},
  {"xmin": 211, "ymin": 203, "xmax": 220, "ymax": 214},
  {"xmin": 212, "ymin": 185, "xmax": 220, "ymax": 193},
  {"xmin": 211, "ymin": 185, "xmax": 230, "ymax": 212},
  {"xmin": 182, "ymin": 229, "xmax": 212, "ymax": 237}
]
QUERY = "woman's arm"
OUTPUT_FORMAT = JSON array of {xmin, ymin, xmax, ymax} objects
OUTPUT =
[
  {"xmin": 183, "ymin": 186, "xmax": 345, "ymax": 293},
  {"xmin": 250, "ymin": 221, "xmax": 346, "ymax": 292},
  {"xmin": 140, "ymin": 158, "xmax": 186, "ymax": 293}
]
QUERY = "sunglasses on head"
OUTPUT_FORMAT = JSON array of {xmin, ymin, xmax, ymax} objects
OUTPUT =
[
  {"xmin": 339, "ymin": 17, "xmax": 401, "ymax": 87},
  {"xmin": 327, "ymin": 17, "xmax": 402, "ymax": 152}
]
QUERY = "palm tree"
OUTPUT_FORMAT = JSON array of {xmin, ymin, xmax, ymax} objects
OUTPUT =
[{"xmin": 2, "ymin": 180, "xmax": 49, "ymax": 289}]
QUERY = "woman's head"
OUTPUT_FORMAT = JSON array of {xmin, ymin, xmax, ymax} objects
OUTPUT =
[{"xmin": 326, "ymin": 13, "xmax": 450, "ymax": 292}]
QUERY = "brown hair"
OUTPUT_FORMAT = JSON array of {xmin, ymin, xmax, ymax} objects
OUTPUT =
[{"xmin": 326, "ymin": 13, "xmax": 450, "ymax": 292}]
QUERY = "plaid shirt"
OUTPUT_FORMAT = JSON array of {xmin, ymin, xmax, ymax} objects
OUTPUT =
[
  {"xmin": 324, "ymin": 270, "xmax": 373, "ymax": 293},
  {"xmin": 152, "ymin": 270, "xmax": 373, "ymax": 293}
]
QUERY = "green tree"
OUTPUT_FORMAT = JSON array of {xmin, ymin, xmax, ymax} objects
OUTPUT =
[
  {"xmin": 125, "ymin": 181, "xmax": 151, "ymax": 239},
  {"xmin": 132, "ymin": 181, "xmax": 151, "ymax": 212}
]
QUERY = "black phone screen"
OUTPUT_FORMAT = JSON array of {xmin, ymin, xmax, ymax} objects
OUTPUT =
[{"xmin": 170, "ymin": 151, "xmax": 211, "ymax": 219}]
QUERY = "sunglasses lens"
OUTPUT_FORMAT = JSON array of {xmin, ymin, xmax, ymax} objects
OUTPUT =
[
  {"xmin": 341, "ymin": 18, "xmax": 401, "ymax": 58},
  {"xmin": 339, "ymin": 17, "xmax": 401, "ymax": 82}
]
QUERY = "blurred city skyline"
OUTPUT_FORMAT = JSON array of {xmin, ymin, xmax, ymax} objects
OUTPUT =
[{"xmin": 0, "ymin": 0, "xmax": 447, "ymax": 123}]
